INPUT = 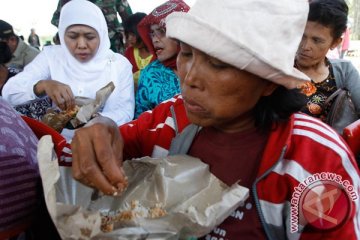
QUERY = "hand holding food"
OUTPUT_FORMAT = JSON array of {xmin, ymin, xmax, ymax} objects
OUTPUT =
[
  {"xmin": 71, "ymin": 116, "xmax": 128, "ymax": 195},
  {"xmin": 34, "ymin": 79, "xmax": 75, "ymax": 110}
]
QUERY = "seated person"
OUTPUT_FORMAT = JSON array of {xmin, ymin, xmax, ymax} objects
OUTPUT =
[
  {"xmin": 0, "ymin": 98, "xmax": 39, "ymax": 238},
  {"xmin": 2, "ymin": 0, "xmax": 134, "ymax": 127},
  {"xmin": 71, "ymin": 0, "xmax": 360, "ymax": 239},
  {"xmin": 0, "ymin": 20, "xmax": 39, "ymax": 71},
  {"xmin": 295, "ymin": 0, "xmax": 360, "ymax": 131},
  {"xmin": 134, "ymin": 0, "xmax": 189, "ymax": 119},
  {"xmin": 123, "ymin": 12, "xmax": 155, "ymax": 92},
  {"xmin": 51, "ymin": 0, "xmax": 133, "ymax": 54},
  {"xmin": 0, "ymin": 41, "xmax": 21, "ymax": 95}
]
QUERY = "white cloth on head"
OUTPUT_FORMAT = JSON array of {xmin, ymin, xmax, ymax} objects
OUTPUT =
[
  {"xmin": 166, "ymin": 0, "xmax": 311, "ymax": 89},
  {"xmin": 58, "ymin": 0, "xmax": 112, "ymax": 83},
  {"xmin": 2, "ymin": 0, "xmax": 134, "ymax": 125}
]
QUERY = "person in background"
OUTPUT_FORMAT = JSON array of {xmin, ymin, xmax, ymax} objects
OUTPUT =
[
  {"xmin": 53, "ymin": 32, "xmax": 60, "ymax": 45},
  {"xmin": 2, "ymin": 0, "xmax": 134, "ymax": 126},
  {"xmin": 28, "ymin": 28, "xmax": 41, "ymax": 50},
  {"xmin": 0, "ymin": 42, "xmax": 21, "ymax": 95},
  {"xmin": 51, "ymin": 0, "xmax": 132, "ymax": 54},
  {"xmin": 123, "ymin": 12, "xmax": 155, "ymax": 92},
  {"xmin": 70, "ymin": 0, "xmax": 359, "ymax": 239},
  {"xmin": 0, "ymin": 20, "xmax": 39, "ymax": 71},
  {"xmin": 340, "ymin": 25, "xmax": 350, "ymax": 59},
  {"xmin": 295, "ymin": 0, "xmax": 360, "ymax": 125},
  {"xmin": 134, "ymin": 0, "xmax": 189, "ymax": 118},
  {"xmin": 0, "ymin": 97, "xmax": 52, "ymax": 239}
]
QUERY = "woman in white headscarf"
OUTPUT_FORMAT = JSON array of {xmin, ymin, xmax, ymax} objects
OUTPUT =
[{"xmin": 2, "ymin": 0, "xmax": 134, "ymax": 125}]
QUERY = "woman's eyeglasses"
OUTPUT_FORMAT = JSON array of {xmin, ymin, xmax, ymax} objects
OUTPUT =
[{"xmin": 149, "ymin": 27, "xmax": 166, "ymax": 39}]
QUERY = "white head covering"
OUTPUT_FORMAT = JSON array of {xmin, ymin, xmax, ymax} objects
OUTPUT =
[
  {"xmin": 58, "ymin": 0, "xmax": 113, "ymax": 82},
  {"xmin": 166, "ymin": 0, "xmax": 311, "ymax": 89}
]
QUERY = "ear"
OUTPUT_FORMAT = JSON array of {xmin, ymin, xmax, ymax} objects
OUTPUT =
[
  {"xmin": 330, "ymin": 37, "xmax": 342, "ymax": 50},
  {"xmin": 262, "ymin": 82, "xmax": 278, "ymax": 97}
]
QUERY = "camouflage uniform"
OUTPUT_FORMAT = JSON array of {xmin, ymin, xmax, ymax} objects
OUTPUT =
[{"xmin": 51, "ymin": 0, "xmax": 132, "ymax": 54}]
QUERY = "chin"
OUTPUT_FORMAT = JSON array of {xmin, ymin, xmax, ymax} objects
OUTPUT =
[
  {"xmin": 76, "ymin": 57, "xmax": 91, "ymax": 63},
  {"xmin": 186, "ymin": 112, "xmax": 213, "ymax": 128}
]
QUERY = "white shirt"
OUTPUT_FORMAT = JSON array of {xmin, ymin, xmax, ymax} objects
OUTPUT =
[{"xmin": 2, "ymin": 45, "xmax": 135, "ymax": 125}]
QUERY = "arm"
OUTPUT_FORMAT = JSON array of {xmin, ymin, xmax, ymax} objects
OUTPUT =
[
  {"xmin": 332, "ymin": 60, "xmax": 360, "ymax": 115},
  {"xmin": 71, "ymin": 96, "xmax": 180, "ymax": 194},
  {"xmin": 51, "ymin": 0, "xmax": 65, "ymax": 27},
  {"xmin": 100, "ymin": 57, "xmax": 134, "ymax": 125},
  {"xmin": 2, "ymin": 51, "xmax": 51, "ymax": 105},
  {"xmin": 115, "ymin": 0, "xmax": 133, "ymax": 22},
  {"xmin": 344, "ymin": 62, "xmax": 360, "ymax": 115},
  {"xmin": 3, "ymin": 49, "xmax": 75, "ymax": 110}
]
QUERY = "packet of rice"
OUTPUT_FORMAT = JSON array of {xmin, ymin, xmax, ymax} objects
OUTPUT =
[
  {"xmin": 41, "ymin": 82, "xmax": 115, "ymax": 132},
  {"xmin": 37, "ymin": 136, "xmax": 249, "ymax": 240}
]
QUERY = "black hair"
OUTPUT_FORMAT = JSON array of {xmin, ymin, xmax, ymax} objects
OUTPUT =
[
  {"xmin": 123, "ymin": 12, "xmax": 147, "ymax": 44},
  {"xmin": 254, "ymin": 86, "xmax": 307, "ymax": 132},
  {"xmin": 308, "ymin": 0, "xmax": 348, "ymax": 39},
  {"xmin": 0, "ymin": 42, "xmax": 12, "ymax": 64}
]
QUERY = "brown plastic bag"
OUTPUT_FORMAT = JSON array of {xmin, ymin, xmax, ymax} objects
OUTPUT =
[{"xmin": 325, "ymin": 88, "xmax": 358, "ymax": 134}]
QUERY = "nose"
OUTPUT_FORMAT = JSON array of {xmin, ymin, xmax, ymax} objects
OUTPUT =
[
  {"xmin": 182, "ymin": 54, "xmax": 203, "ymax": 89},
  {"xmin": 151, "ymin": 35, "xmax": 160, "ymax": 45},
  {"xmin": 77, "ymin": 37, "xmax": 87, "ymax": 49},
  {"xmin": 300, "ymin": 37, "xmax": 310, "ymax": 51}
]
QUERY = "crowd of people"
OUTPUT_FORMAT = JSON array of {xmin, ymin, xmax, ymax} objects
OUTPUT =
[{"xmin": 0, "ymin": 0, "xmax": 359, "ymax": 239}]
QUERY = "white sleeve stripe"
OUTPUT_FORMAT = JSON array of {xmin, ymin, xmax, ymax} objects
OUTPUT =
[
  {"xmin": 293, "ymin": 128, "xmax": 360, "ymax": 237},
  {"xmin": 294, "ymin": 113, "xmax": 338, "ymax": 134},
  {"xmin": 259, "ymin": 200, "xmax": 285, "ymax": 227},
  {"xmin": 149, "ymin": 116, "xmax": 175, "ymax": 131},
  {"xmin": 293, "ymin": 128, "xmax": 359, "ymax": 182},
  {"xmin": 272, "ymin": 158, "xmax": 312, "ymax": 182},
  {"xmin": 294, "ymin": 120, "xmax": 347, "ymax": 149}
]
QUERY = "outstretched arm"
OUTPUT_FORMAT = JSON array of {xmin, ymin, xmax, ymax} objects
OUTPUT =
[{"xmin": 71, "ymin": 116, "xmax": 128, "ymax": 195}]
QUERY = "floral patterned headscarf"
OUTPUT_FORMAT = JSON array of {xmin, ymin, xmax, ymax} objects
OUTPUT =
[{"xmin": 137, "ymin": 0, "xmax": 189, "ymax": 69}]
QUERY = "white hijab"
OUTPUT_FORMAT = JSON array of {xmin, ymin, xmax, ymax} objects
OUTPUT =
[{"xmin": 58, "ymin": 0, "xmax": 114, "ymax": 82}]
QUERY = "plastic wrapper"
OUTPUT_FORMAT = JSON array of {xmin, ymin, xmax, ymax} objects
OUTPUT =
[
  {"xmin": 41, "ymin": 82, "xmax": 115, "ymax": 132},
  {"xmin": 37, "ymin": 136, "xmax": 249, "ymax": 240}
]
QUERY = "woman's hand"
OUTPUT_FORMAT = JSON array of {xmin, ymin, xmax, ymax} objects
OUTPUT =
[
  {"xmin": 34, "ymin": 80, "xmax": 75, "ymax": 110},
  {"xmin": 71, "ymin": 116, "xmax": 128, "ymax": 195}
]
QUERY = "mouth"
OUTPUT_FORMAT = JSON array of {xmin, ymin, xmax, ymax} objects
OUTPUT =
[
  {"xmin": 76, "ymin": 53, "xmax": 90, "ymax": 60},
  {"xmin": 183, "ymin": 97, "xmax": 207, "ymax": 114},
  {"xmin": 154, "ymin": 47, "xmax": 163, "ymax": 56},
  {"xmin": 297, "ymin": 53, "xmax": 312, "ymax": 59}
]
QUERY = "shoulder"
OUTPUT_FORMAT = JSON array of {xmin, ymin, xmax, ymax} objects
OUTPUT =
[
  {"xmin": 287, "ymin": 113, "xmax": 357, "ymax": 170},
  {"xmin": 37, "ymin": 45, "xmax": 63, "ymax": 59},
  {"xmin": 329, "ymin": 58, "xmax": 356, "ymax": 70},
  {"xmin": 18, "ymin": 40, "xmax": 39, "ymax": 54},
  {"xmin": 291, "ymin": 113, "xmax": 345, "ymax": 148},
  {"xmin": 0, "ymin": 98, "xmax": 38, "ymax": 150},
  {"xmin": 132, "ymin": 94, "xmax": 188, "ymax": 129},
  {"xmin": 138, "ymin": 60, "xmax": 160, "ymax": 76},
  {"xmin": 111, "ymin": 52, "xmax": 132, "ymax": 68},
  {"xmin": 124, "ymin": 47, "xmax": 134, "ymax": 57}
]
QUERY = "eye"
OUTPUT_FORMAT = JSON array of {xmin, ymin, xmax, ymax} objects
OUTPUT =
[
  {"xmin": 180, "ymin": 51, "xmax": 192, "ymax": 58},
  {"xmin": 86, "ymin": 36, "xmax": 96, "ymax": 41},
  {"xmin": 313, "ymin": 37, "xmax": 324, "ymax": 44},
  {"xmin": 159, "ymin": 28, "xmax": 166, "ymax": 35},
  {"xmin": 179, "ymin": 43, "xmax": 192, "ymax": 57},
  {"xmin": 208, "ymin": 58, "xmax": 229, "ymax": 69}
]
